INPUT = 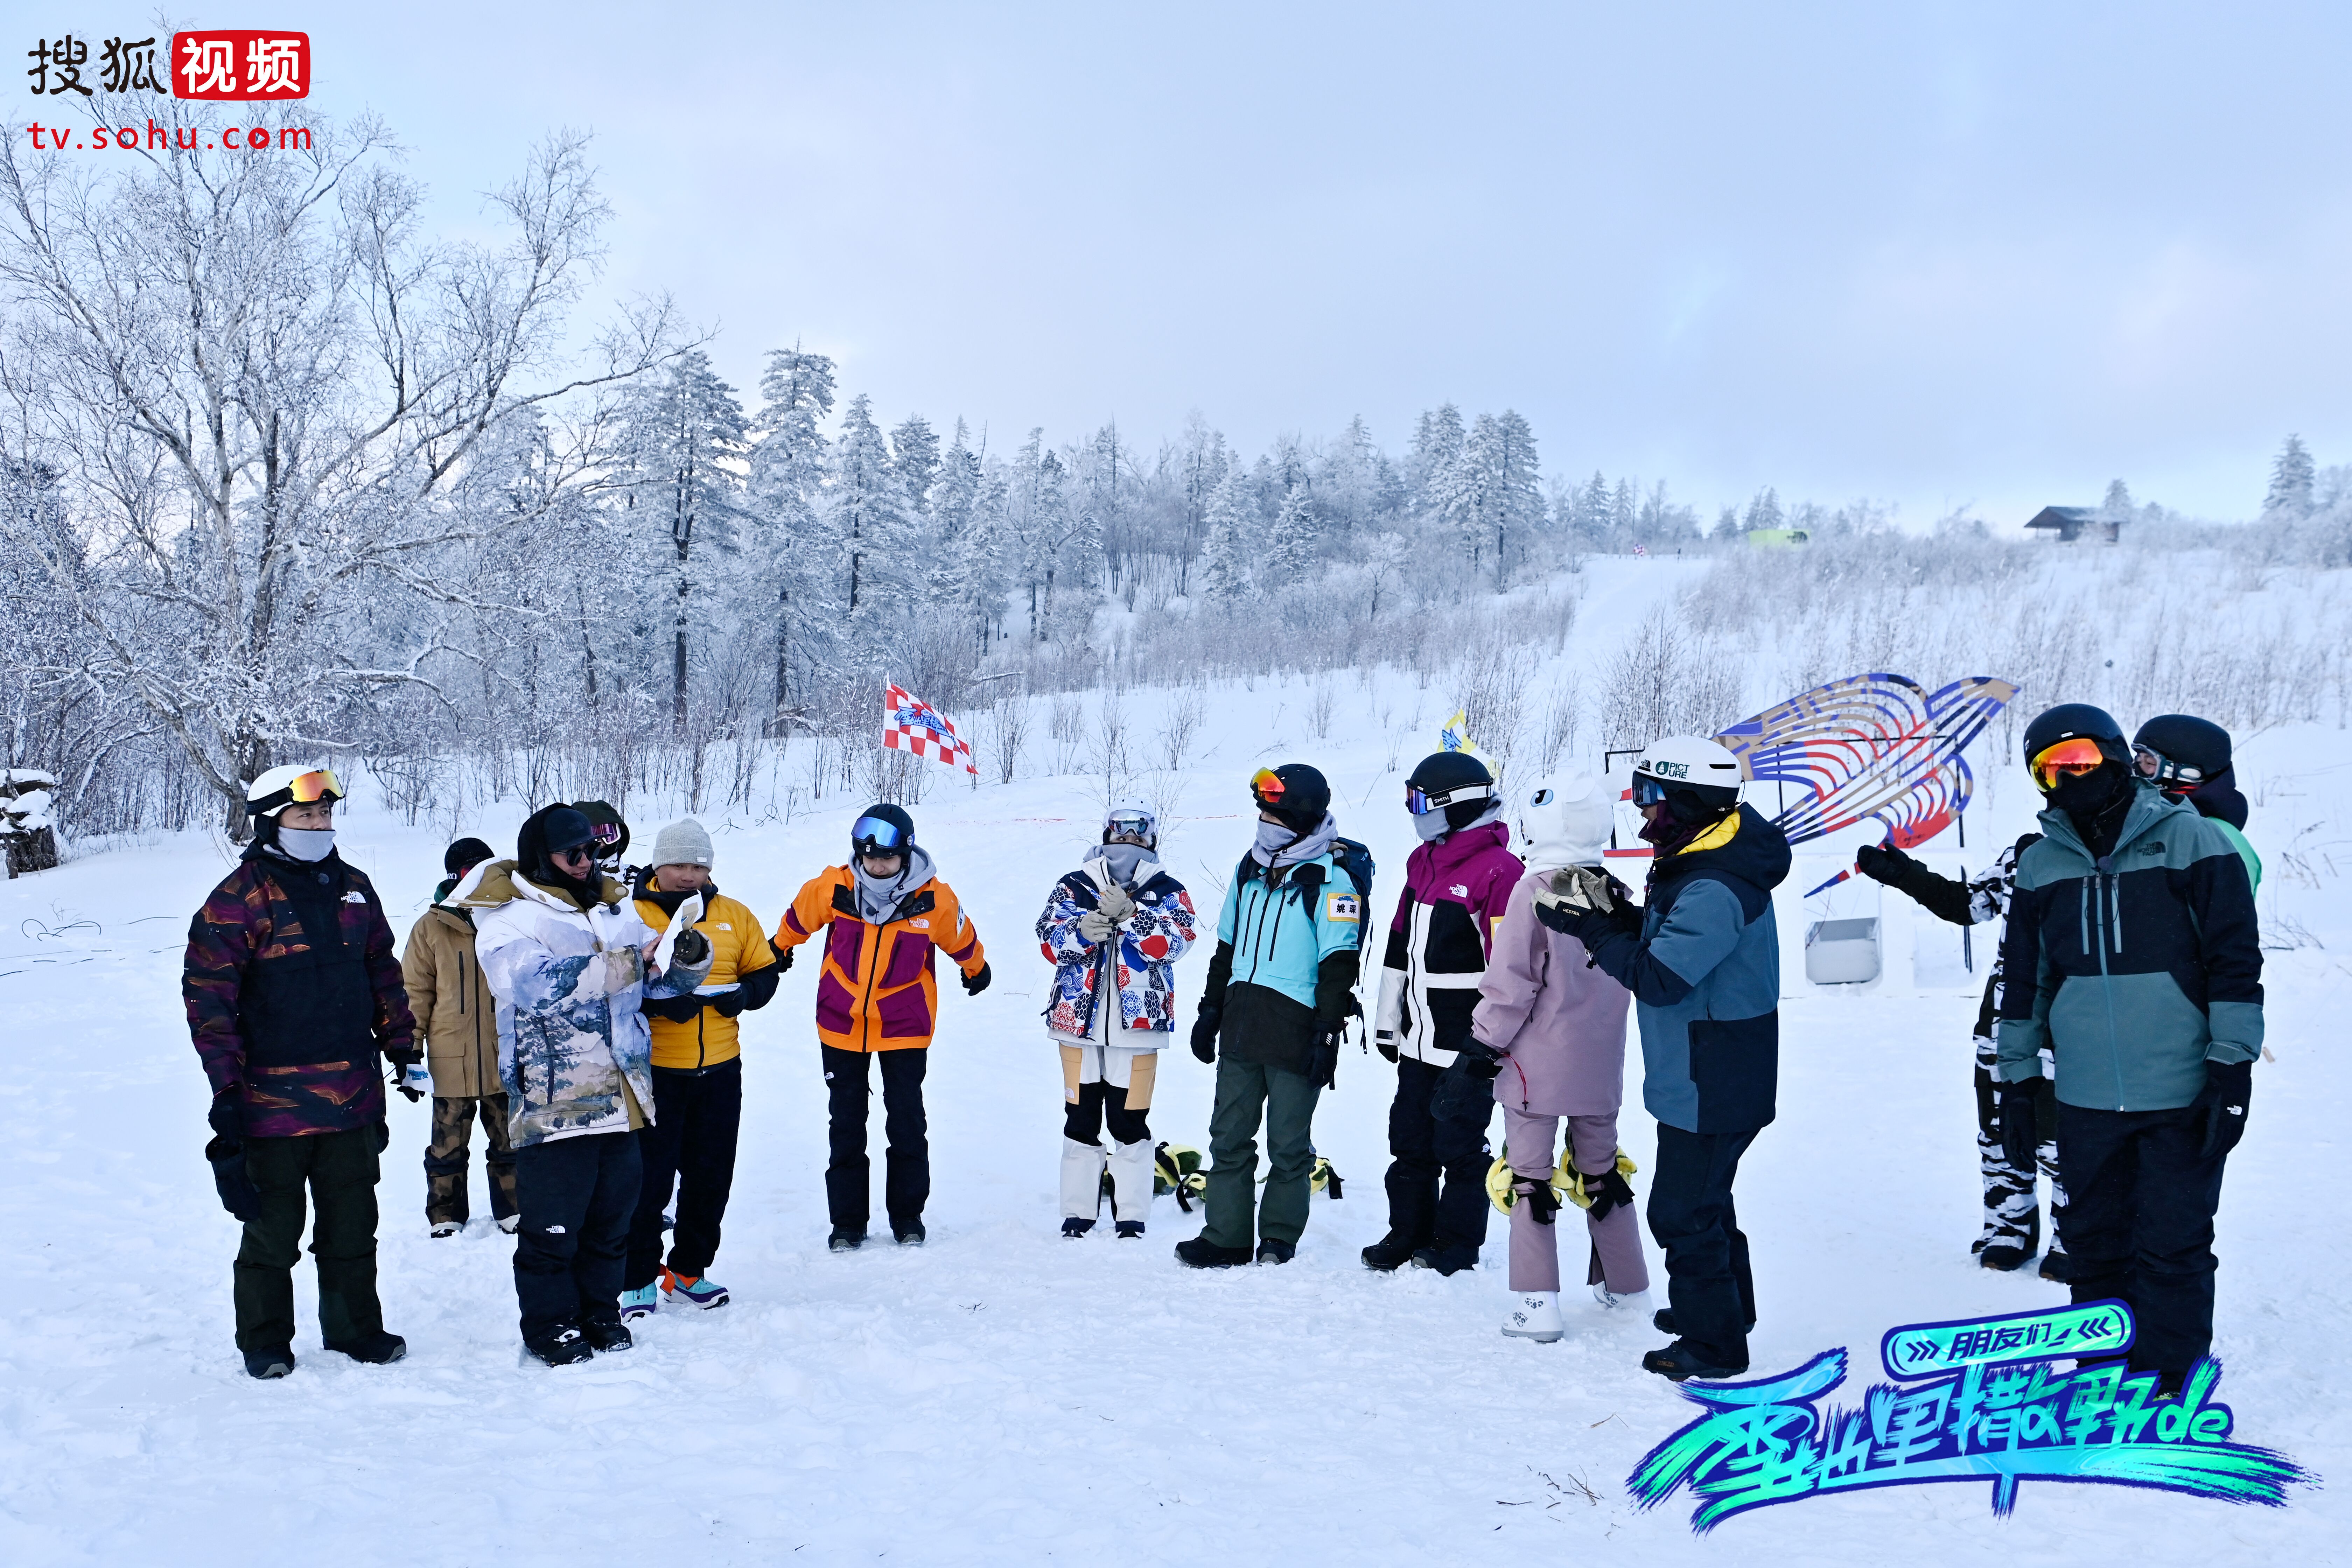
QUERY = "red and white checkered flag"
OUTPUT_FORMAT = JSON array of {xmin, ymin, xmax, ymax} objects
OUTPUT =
[{"xmin": 881, "ymin": 682, "xmax": 978, "ymax": 775}]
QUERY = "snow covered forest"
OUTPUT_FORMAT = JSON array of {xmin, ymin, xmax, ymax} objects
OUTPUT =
[{"xmin": 4, "ymin": 114, "xmax": 2350, "ymax": 848}]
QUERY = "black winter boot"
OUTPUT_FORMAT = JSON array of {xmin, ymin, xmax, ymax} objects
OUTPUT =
[
  {"xmin": 1642, "ymin": 1340, "xmax": 1748, "ymax": 1382},
  {"xmin": 1062, "ymin": 1218, "xmax": 1095, "ymax": 1238},
  {"xmin": 1410, "ymin": 1243, "xmax": 1478, "ymax": 1276},
  {"xmin": 892, "ymin": 1221, "xmax": 926, "ymax": 1247},
  {"xmin": 1114, "ymin": 1220, "xmax": 1145, "ymax": 1239},
  {"xmin": 2038, "ymin": 1251, "xmax": 2071, "ymax": 1283},
  {"xmin": 524, "ymin": 1325, "xmax": 594, "ymax": 1367},
  {"xmin": 1256, "ymin": 1239, "xmax": 1295, "ymax": 1265},
  {"xmin": 828, "ymin": 1228, "xmax": 866, "ymax": 1252},
  {"xmin": 1175, "ymin": 1236, "xmax": 1252, "ymax": 1268},
  {"xmin": 243, "ymin": 1345, "xmax": 296, "ymax": 1380},
  {"xmin": 1361, "ymin": 1233, "xmax": 1420, "ymax": 1272},
  {"xmin": 1979, "ymin": 1243, "xmax": 2031, "ymax": 1272},
  {"xmin": 324, "ymin": 1330, "xmax": 407, "ymax": 1365},
  {"xmin": 584, "ymin": 1318, "xmax": 633, "ymax": 1353}
]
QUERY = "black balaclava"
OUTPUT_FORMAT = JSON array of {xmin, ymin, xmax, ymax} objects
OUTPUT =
[
  {"xmin": 1639, "ymin": 784, "xmax": 1738, "ymax": 861},
  {"xmin": 519, "ymin": 806, "xmax": 602, "ymax": 910},
  {"xmin": 2049, "ymin": 763, "xmax": 2135, "ymax": 860}
]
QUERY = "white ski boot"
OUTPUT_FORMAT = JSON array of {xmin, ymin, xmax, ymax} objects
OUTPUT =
[
  {"xmin": 1502, "ymin": 1291, "xmax": 1564, "ymax": 1343},
  {"xmin": 1591, "ymin": 1281, "xmax": 1648, "ymax": 1311}
]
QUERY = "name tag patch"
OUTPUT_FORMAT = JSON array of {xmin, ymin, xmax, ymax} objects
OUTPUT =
[{"xmin": 1325, "ymin": 892, "xmax": 1361, "ymax": 924}]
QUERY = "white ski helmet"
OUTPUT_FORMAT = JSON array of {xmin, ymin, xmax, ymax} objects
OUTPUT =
[
  {"xmin": 245, "ymin": 763, "xmax": 343, "ymax": 820},
  {"xmin": 1514, "ymin": 774, "xmax": 1614, "ymax": 870},
  {"xmin": 1103, "ymin": 798, "xmax": 1158, "ymax": 847},
  {"xmin": 1631, "ymin": 736, "xmax": 1745, "ymax": 814}
]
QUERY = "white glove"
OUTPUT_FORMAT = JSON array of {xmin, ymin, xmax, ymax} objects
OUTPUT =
[
  {"xmin": 1096, "ymin": 884, "xmax": 1137, "ymax": 922},
  {"xmin": 1078, "ymin": 909, "xmax": 1117, "ymax": 944},
  {"xmin": 1534, "ymin": 867, "xmax": 1616, "ymax": 917}
]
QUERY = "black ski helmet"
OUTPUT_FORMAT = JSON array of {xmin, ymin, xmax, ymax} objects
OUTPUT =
[
  {"xmin": 851, "ymin": 802, "xmax": 916, "ymax": 860},
  {"xmin": 2020, "ymin": 703, "xmax": 2130, "ymax": 771},
  {"xmin": 2132, "ymin": 714, "xmax": 2232, "ymax": 793},
  {"xmin": 570, "ymin": 800, "xmax": 629, "ymax": 861},
  {"xmin": 1407, "ymin": 750, "xmax": 1497, "ymax": 831},
  {"xmin": 1252, "ymin": 763, "xmax": 1331, "ymax": 833}
]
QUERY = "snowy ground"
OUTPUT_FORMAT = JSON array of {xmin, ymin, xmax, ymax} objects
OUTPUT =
[{"xmin": 3, "ymin": 616, "xmax": 2347, "ymax": 1562}]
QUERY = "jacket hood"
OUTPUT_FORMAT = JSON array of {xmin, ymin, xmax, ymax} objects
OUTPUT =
[
  {"xmin": 1418, "ymin": 817, "xmax": 1512, "ymax": 872},
  {"xmin": 452, "ymin": 857, "xmax": 626, "ymax": 913},
  {"xmin": 1653, "ymin": 802, "xmax": 1790, "ymax": 897},
  {"xmin": 853, "ymin": 845, "xmax": 937, "ymax": 922}
]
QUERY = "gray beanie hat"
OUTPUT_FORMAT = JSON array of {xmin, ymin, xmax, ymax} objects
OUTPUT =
[{"xmin": 651, "ymin": 817, "xmax": 714, "ymax": 868}]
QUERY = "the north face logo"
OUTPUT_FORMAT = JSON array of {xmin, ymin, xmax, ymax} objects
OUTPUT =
[{"xmin": 1449, "ymin": 884, "xmax": 1470, "ymax": 898}]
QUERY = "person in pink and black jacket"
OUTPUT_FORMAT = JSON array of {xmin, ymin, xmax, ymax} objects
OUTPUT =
[
  {"xmin": 1363, "ymin": 751, "xmax": 1525, "ymax": 1276},
  {"xmin": 1470, "ymin": 774, "xmax": 1650, "ymax": 1345}
]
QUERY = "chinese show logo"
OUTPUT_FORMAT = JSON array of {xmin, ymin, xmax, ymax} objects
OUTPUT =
[
  {"xmin": 1627, "ymin": 1301, "xmax": 2315, "ymax": 1531},
  {"xmin": 27, "ymin": 31, "xmax": 308, "ymax": 99}
]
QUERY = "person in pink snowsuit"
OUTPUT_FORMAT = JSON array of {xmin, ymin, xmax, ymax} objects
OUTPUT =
[{"xmin": 1471, "ymin": 773, "xmax": 1650, "ymax": 1342}]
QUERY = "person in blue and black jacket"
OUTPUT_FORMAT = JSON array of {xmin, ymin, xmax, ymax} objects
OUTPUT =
[
  {"xmin": 1995, "ymin": 704, "xmax": 2262, "ymax": 1397},
  {"xmin": 1536, "ymin": 735, "xmax": 1788, "ymax": 1383}
]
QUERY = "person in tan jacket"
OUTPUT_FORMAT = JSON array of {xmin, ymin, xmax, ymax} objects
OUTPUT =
[{"xmin": 399, "ymin": 836, "xmax": 518, "ymax": 1237}]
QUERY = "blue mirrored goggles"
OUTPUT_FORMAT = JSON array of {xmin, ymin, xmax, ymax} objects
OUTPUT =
[
  {"xmin": 851, "ymin": 815, "xmax": 910, "ymax": 851},
  {"xmin": 1105, "ymin": 811, "xmax": 1154, "ymax": 838},
  {"xmin": 1405, "ymin": 782, "xmax": 1492, "ymax": 817},
  {"xmin": 1631, "ymin": 777, "xmax": 1671, "ymax": 808}
]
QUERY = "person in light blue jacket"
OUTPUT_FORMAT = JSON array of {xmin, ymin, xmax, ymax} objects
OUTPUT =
[{"xmin": 1176, "ymin": 764, "xmax": 1364, "ymax": 1268}]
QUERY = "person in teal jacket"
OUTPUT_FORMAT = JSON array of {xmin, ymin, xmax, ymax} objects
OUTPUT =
[
  {"xmin": 1996, "ymin": 704, "xmax": 2262, "ymax": 1396},
  {"xmin": 1177, "ymin": 764, "xmax": 1363, "ymax": 1268},
  {"xmin": 2132, "ymin": 714, "xmax": 2261, "ymax": 891}
]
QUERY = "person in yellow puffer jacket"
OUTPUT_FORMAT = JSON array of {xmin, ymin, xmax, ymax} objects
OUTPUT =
[{"xmin": 617, "ymin": 818, "xmax": 782, "ymax": 1320}]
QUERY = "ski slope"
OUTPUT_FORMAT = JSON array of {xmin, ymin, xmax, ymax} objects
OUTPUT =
[{"xmin": 2, "ymin": 641, "xmax": 2346, "ymax": 1564}]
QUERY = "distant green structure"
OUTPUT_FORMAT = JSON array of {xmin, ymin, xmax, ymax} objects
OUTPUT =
[{"xmin": 1746, "ymin": 528, "xmax": 1810, "ymax": 549}]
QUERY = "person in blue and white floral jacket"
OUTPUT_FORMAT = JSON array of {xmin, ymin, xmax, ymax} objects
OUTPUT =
[{"xmin": 1035, "ymin": 802, "xmax": 1198, "ymax": 1238}]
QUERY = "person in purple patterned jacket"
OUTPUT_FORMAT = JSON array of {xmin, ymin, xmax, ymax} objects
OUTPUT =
[{"xmin": 184, "ymin": 765, "xmax": 417, "ymax": 1379}]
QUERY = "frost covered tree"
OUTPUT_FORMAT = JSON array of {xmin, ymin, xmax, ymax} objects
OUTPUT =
[
  {"xmin": 619, "ymin": 350, "xmax": 748, "ymax": 730},
  {"xmin": 1195, "ymin": 469, "xmax": 1253, "ymax": 601},
  {"xmin": 2264, "ymin": 435, "xmax": 2315, "ymax": 519},
  {"xmin": 1464, "ymin": 410, "xmax": 1541, "ymax": 589},
  {"xmin": 1266, "ymin": 484, "xmax": 1319, "ymax": 583},
  {"xmin": 748, "ymin": 344, "xmax": 834, "ymax": 720},
  {"xmin": 0, "ymin": 112, "xmax": 675, "ymax": 830},
  {"xmin": 1743, "ymin": 488, "xmax": 1784, "ymax": 534},
  {"xmin": 1408, "ymin": 404, "xmax": 1467, "ymax": 520},
  {"xmin": 825, "ymin": 395, "xmax": 912, "ymax": 626},
  {"xmin": 892, "ymin": 415, "xmax": 941, "ymax": 519}
]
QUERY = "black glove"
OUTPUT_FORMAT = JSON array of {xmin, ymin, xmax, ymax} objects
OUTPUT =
[
  {"xmin": 383, "ymin": 1038, "xmax": 422, "ymax": 1069},
  {"xmin": 643, "ymin": 992, "xmax": 706, "ymax": 1024},
  {"xmin": 710, "ymin": 990, "xmax": 748, "ymax": 1018},
  {"xmin": 1309, "ymin": 1021, "xmax": 1344, "ymax": 1090},
  {"xmin": 208, "ymin": 1088, "xmax": 241, "ymax": 1138},
  {"xmin": 1997, "ymin": 1077, "xmax": 2043, "ymax": 1175},
  {"xmin": 1853, "ymin": 842, "xmax": 1916, "ymax": 886},
  {"xmin": 1581, "ymin": 1165, "xmax": 1636, "ymax": 1222},
  {"xmin": 772, "ymin": 941, "xmax": 795, "ymax": 972},
  {"xmin": 671, "ymin": 927, "xmax": 712, "ymax": 968},
  {"xmin": 205, "ymin": 1133, "xmax": 262, "ymax": 1222},
  {"xmin": 1430, "ymin": 1044, "xmax": 1502, "ymax": 1122},
  {"xmin": 390, "ymin": 1063, "xmax": 424, "ymax": 1104},
  {"xmin": 2195, "ymin": 1059, "xmax": 2253, "ymax": 1159},
  {"xmin": 1191, "ymin": 1008, "xmax": 1219, "ymax": 1064},
  {"xmin": 1532, "ymin": 898, "xmax": 1591, "ymax": 939},
  {"xmin": 961, "ymin": 961, "xmax": 992, "ymax": 996}
]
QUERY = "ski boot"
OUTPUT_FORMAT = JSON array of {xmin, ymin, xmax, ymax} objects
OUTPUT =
[
  {"xmin": 243, "ymin": 1345, "xmax": 295, "ymax": 1380},
  {"xmin": 1503, "ymin": 1292, "xmax": 1564, "ymax": 1342},
  {"xmin": 524, "ymin": 1325, "xmax": 593, "ymax": 1367}
]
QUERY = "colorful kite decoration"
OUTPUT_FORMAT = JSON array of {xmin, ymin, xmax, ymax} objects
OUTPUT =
[
  {"xmin": 1712, "ymin": 672, "xmax": 2018, "ymax": 893},
  {"xmin": 881, "ymin": 682, "xmax": 979, "ymax": 775}
]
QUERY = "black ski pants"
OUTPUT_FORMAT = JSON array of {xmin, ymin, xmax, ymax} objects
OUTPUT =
[
  {"xmin": 1381, "ymin": 1056, "xmax": 1494, "ymax": 1256},
  {"xmin": 2058, "ymin": 1101, "xmax": 2230, "ymax": 1384},
  {"xmin": 626, "ymin": 1059, "xmax": 743, "ymax": 1290},
  {"xmin": 823, "ymin": 1045, "xmax": 929, "ymax": 1232},
  {"xmin": 233, "ymin": 1125, "xmax": 385, "ymax": 1353},
  {"xmin": 1647, "ymin": 1123, "xmax": 1759, "ymax": 1370},
  {"xmin": 512, "ymin": 1130, "xmax": 640, "ymax": 1341}
]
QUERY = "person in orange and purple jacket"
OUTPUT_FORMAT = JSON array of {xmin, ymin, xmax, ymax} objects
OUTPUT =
[{"xmin": 184, "ymin": 765, "xmax": 418, "ymax": 1380}]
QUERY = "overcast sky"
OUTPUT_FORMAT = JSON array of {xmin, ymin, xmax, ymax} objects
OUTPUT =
[{"xmin": 294, "ymin": 1, "xmax": 2350, "ymax": 524}]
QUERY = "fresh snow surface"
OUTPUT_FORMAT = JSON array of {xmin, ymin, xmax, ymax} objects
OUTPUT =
[{"xmin": 3, "ymin": 662, "xmax": 2347, "ymax": 1564}]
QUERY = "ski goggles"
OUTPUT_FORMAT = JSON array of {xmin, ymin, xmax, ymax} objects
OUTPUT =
[
  {"xmin": 2029, "ymin": 738, "xmax": 2110, "ymax": 791},
  {"xmin": 1249, "ymin": 768, "xmax": 1288, "ymax": 809},
  {"xmin": 1105, "ymin": 810, "xmax": 1155, "ymax": 840},
  {"xmin": 1630, "ymin": 776, "xmax": 1671, "ymax": 808},
  {"xmin": 851, "ymin": 814, "xmax": 911, "ymax": 852},
  {"xmin": 1405, "ymin": 782, "xmax": 1493, "ymax": 816},
  {"xmin": 283, "ymin": 768, "xmax": 343, "ymax": 804},
  {"xmin": 2132, "ymin": 744, "xmax": 2203, "ymax": 791},
  {"xmin": 586, "ymin": 819, "xmax": 625, "ymax": 849}
]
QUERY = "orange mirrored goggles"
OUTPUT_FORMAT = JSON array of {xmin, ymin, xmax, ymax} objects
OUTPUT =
[
  {"xmin": 285, "ymin": 769, "xmax": 343, "ymax": 804},
  {"xmin": 2029, "ymin": 739, "xmax": 2108, "ymax": 791},
  {"xmin": 1250, "ymin": 766, "xmax": 1285, "ymax": 807}
]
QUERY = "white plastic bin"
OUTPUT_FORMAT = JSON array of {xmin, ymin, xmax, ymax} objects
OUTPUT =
[{"xmin": 1805, "ymin": 917, "xmax": 1882, "ymax": 985}]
